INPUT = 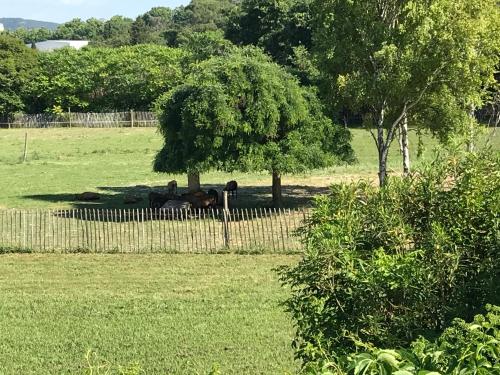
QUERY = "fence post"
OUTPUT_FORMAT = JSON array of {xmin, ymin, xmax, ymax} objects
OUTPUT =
[
  {"xmin": 130, "ymin": 110, "xmax": 134, "ymax": 128},
  {"xmin": 68, "ymin": 107, "xmax": 72, "ymax": 128},
  {"xmin": 222, "ymin": 191, "xmax": 230, "ymax": 249},
  {"xmin": 23, "ymin": 132, "xmax": 28, "ymax": 162}
]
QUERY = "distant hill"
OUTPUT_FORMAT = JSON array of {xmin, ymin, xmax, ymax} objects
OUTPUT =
[{"xmin": 0, "ymin": 18, "xmax": 59, "ymax": 30}]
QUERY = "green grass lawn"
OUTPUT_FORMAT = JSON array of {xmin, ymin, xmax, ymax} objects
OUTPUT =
[
  {"xmin": 0, "ymin": 254, "xmax": 298, "ymax": 374},
  {"xmin": 0, "ymin": 127, "xmax": 497, "ymax": 209}
]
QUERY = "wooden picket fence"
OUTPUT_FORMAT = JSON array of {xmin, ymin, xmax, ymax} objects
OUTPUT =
[
  {"xmin": 0, "ymin": 111, "xmax": 158, "ymax": 129},
  {"xmin": 0, "ymin": 208, "xmax": 308, "ymax": 254}
]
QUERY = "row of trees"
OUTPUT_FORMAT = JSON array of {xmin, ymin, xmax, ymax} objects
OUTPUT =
[
  {"xmin": 7, "ymin": 0, "xmax": 312, "ymax": 67},
  {"xmin": 0, "ymin": 35, "xmax": 186, "ymax": 113},
  {"xmin": 7, "ymin": 1, "xmax": 240, "ymax": 47}
]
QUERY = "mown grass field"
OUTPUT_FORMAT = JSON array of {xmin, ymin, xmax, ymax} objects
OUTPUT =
[
  {"xmin": 3, "ymin": 127, "xmax": 497, "ymax": 209},
  {"xmin": 0, "ymin": 254, "xmax": 298, "ymax": 374}
]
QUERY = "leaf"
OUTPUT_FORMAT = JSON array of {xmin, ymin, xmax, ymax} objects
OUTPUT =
[{"xmin": 377, "ymin": 352, "xmax": 400, "ymax": 368}]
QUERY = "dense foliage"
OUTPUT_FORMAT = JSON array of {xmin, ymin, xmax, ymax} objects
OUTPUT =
[
  {"xmin": 306, "ymin": 305, "xmax": 500, "ymax": 374},
  {"xmin": 279, "ymin": 149, "xmax": 500, "ymax": 366},
  {"xmin": 6, "ymin": 0, "xmax": 240, "ymax": 47},
  {"xmin": 28, "ymin": 44, "xmax": 185, "ymax": 112},
  {"xmin": 226, "ymin": 0, "xmax": 313, "ymax": 66},
  {"xmin": 154, "ymin": 47, "xmax": 353, "ymax": 204},
  {"xmin": 312, "ymin": 0, "xmax": 500, "ymax": 184},
  {"xmin": 0, "ymin": 34, "xmax": 38, "ymax": 117}
]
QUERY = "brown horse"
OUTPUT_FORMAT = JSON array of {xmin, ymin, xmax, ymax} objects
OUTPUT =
[{"xmin": 223, "ymin": 180, "xmax": 238, "ymax": 198}]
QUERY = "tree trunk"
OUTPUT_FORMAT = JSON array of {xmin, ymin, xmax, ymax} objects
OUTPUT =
[
  {"xmin": 377, "ymin": 127, "xmax": 388, "ymax": 187},
  {"xmin": 467, "ymin": 106, "xmax": 476, "ymax": 152},
  {"xmin": 272, "ymin": 171, "xmax": 282, "ymax": 207},
  {"xmin": 401, "ymin": 114, "xmax": 410, "ymax": 175},
  {"xmin": 187, "ymin": 172, "xmax": 200, "ymax": 193}
]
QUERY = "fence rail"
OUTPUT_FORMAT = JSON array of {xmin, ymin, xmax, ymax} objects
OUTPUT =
[
  {"xmin": 0, "ymin": 208, "xmax": 308, "ymax": 254},
  {"xmin": 0, "ymin": 111, "xmax": 158, "ymax": 129}
]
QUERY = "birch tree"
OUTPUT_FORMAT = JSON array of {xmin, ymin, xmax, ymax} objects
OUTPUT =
[{"xmin": 313, "ymin": 0, "xmax": 500, "ymax": 185}]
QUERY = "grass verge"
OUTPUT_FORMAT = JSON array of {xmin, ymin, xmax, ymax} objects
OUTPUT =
[{"xmin": 0, "ymin": 254, "xmax": 299, "ymax": 374}]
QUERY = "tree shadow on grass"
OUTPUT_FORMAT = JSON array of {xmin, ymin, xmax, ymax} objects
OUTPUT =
[{"xmin": 22, "ymin": 183, "xmax": 330, "ymax": 210}]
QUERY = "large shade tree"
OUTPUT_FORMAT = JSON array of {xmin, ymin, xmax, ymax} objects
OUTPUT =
[
  {"xmin": 154, "ymin": 47, "xmax": 352, "ymax": 206},
  {"xmin": 313, "ymin": 0, "xmax": 500, "ymax": 185}
]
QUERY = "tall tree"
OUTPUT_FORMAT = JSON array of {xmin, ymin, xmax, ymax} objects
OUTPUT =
[
  {"xmin": 313, "ymin": 0, "xmax": 500, "ymax": 185},
  {"xmin": 154, "ymin": 47, "xmax": 352, "ymax": 206},
  {"xmin": 131, "ymin": 7, "xmax": 173, "ymax": 45},
  {"xmin": 7, "ymin": 27, "xmax": 53, "ymax": 44},
  {"xmin": 226, "ymin": 0, "xmax": 312, "ymax": 66},
  {"xmin": 53, "ymin": 18, "xmax": 103, "ymax": 40},
  {"xmin": 97, "ymin": 16, "xmax": 133, "ymax": 47},
  {"xmin": 0, "ymin": 34, "xmax": 38, "ymax": 118}
]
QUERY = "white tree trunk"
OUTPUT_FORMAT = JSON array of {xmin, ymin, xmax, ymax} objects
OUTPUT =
[
  {"xmin": 467, "ymin": 106, "xmax": 476, "ymax": 152},
  {"xmin": 401, "ymin": 114, "xmax": 410, "ymax": 175}
]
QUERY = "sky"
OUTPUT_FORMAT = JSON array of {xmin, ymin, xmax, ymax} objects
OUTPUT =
[{"xmin": 0, "ymin": 0, "xmax": 191, "ymax": 24}]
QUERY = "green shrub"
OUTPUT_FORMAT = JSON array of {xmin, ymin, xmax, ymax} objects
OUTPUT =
[
  {"xmin": 278, "ymin": 149, "xmax": 500, "ymax": 366},
  {"xmin": 305, "ymin": 305, "xmax": 500, "ymax": 374}
]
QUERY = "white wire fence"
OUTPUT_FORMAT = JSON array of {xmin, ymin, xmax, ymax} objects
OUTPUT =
[
  {"xmin": 0, "ymin": 208, "xmax": 309, "ymax": 254},
  {"xmin": 0, "ymin": 111, "xmax": 158, "ymax": 129}
]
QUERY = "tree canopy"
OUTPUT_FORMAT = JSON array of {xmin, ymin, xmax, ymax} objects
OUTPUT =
[
  {"xmin": 0, "ymin": 34, "xmax": 38, "ymax": 117},
  {"xmin": 154, "ymin": 47, "xmax": 352, "ymax": 205},
  {"xmin": 313, "ymin": 0, "xmax": 500, "ymax": 185},
  {"xmin": 28, "ymin": 44, "xmax": 186, "ymax": 112},
  {"xmin": 226, "ymin": 0, "xmax": 313, "ymax": 66}
]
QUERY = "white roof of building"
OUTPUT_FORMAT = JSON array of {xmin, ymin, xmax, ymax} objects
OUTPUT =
[{"xmin": 29, "ymin": 40, "xmax": 89, "ymax": 52}]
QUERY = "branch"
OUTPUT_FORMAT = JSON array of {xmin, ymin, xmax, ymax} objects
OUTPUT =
[
  {"xmin": 369, "ymin": 127, "xmax": 379, "ymax": 147},
  {"xmin": 385, "ymin": 64, "xmax": 448, "ymax": 147},
  {"xmin": 385, "ymin": 103, "xmax": 406, "ymax": 149},
  {"xmin": 407, "ymin": 64, "xmax": 448, "ymax": 113}
]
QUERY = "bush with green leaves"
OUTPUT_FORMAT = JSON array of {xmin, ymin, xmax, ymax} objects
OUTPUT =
[
  {"xmin": 29, "ymin": 44, "xmax": 186, "ymax": 112},
  {"xmin": 278, "ymin": 148, "xmax": 500, "ymax": 367},
  {"xmin": 304, "ymin": 305, "xmax": 499, "ymax": 374}
]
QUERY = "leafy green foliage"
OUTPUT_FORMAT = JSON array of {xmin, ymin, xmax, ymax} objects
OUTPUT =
[
  {"xmin": 6, "ymin": 27, "xmax": 54, "ymax": 44},
  {"xmin": 305, "ymin": 306, "xmax": 500, "ymax": 374},
  {"xmin": 130, "ymin": 1, "xmax": 239, "ymax": 47},
  {"xmin": 226, "ymin": 0, "xmax": 313, "ymax": 66},
  {"xmin": 52, "ymin": 18, "xmax": 103, "ymax": 41},
  {"xmin": 154, "ymin": 47, "xmax": 352, "ymax": 176},
  {"xmin": 279, "ymin": 149, "xmax": 500, "ymax": 365},
  {"xmin": 172, "ymin": 0, "xmax": 240, "ymax": 45},
  {"xmin": 5, "ymin": 1, "xmax": 239, "ymax": 48},
  {"xmin": 312, "ymin": 0, "xmax": 500, "ymax": 182},
  {"xmin": 0, "ymin": 34, "xmax": 38, "ymax": 117},
  {"xmin": 179, "ymin": 30, "xmax": 236, "ymax": 66},
  {"xmin": 131, "ymin": 7, "xmax": 173, "ymax": 45},
  {"xmin": 97, "ymin": 16, "xmax": 133, "ymax": 47},
  {"xmin": 29, "ymin": 44, "xmax": 185, "ymax": 112}
]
